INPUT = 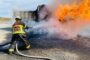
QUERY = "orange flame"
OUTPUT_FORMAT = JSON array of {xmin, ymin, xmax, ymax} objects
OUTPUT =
[{"xmin": 55, "ymin": 0, "xmax": 90, "ymax": 22}]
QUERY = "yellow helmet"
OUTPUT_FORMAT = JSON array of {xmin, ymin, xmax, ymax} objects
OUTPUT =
[{"xmin": 15, "ymin": 16, "xmax": 21, "ymax": 20}]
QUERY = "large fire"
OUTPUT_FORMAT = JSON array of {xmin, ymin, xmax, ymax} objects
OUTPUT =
[
  {"xmin": 53, "ymin": 0, "xmax": 90, "ymax": 38},
  {"xmin": 55, "ymin": 0, "xmax": 90, "ymax": 22}
]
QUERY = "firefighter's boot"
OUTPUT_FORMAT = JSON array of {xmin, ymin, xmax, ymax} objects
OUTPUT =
[
  {"xmin": 9, "ymin": 48, "xmax": 14, "ymax": 54},
  {"xmin": 26, "ymin": 45, "xmax": 30, "ymax": 49}
]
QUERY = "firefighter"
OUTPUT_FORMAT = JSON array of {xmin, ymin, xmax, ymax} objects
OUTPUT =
[{"xmin": 8, "ymin": 17, "xmax": 30, "ymax": 54}]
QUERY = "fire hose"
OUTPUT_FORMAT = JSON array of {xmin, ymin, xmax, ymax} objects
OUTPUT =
[
  {"xmin": 15, "ymin": 35, "xmax": 52, "ymax": 60},
  {"xmin": 16, "ymin": 43, "xmax": 52, "ymax": 60}
]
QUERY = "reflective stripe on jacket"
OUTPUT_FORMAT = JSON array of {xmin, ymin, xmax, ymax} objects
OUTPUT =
[{"xmin": 12, "ymin": 25, "xmax": 26, "ymax": 34}]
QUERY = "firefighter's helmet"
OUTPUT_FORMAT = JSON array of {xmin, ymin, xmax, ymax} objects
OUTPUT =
[{"xmin": 15, "ymin": 16, "xmax": 21, "ymax": 21}]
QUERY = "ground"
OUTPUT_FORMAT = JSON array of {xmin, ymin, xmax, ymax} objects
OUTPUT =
[{"xmin": 0, "ymin": 19, "xmax": 90, "ymax": 60}]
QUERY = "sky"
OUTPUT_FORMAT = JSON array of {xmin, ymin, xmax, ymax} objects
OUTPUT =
[
  {"xmin": 0, "ymin": 0, "xmax": 53, "ymax": 17},
  {"xmin": 0, "ymin": 0, "xmax": 79, "ymax": 18}
]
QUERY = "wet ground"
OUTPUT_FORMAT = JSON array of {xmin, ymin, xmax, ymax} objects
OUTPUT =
[{"xmin": 0, "ymin": 37, "xmax": 90, "ymax": 60}]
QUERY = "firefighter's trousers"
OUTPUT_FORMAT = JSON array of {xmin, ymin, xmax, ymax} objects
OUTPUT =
[{"xmin": 9, "ymin": 34, "xmax": 30, "ymax": 50}]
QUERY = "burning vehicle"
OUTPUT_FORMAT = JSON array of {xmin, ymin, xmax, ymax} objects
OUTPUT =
[{"xmin": 13, "ymin": 4, "xmax": 50, "ymax": 22}]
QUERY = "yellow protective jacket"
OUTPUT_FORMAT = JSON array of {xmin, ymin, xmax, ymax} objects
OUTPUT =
[{"xmin": 12, "ymin": 22, "xmax": 27, "ymax": 34}]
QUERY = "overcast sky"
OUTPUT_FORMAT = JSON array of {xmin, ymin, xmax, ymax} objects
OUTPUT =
[{"xmin": 0, "ymin": 0, "xmax": 53, "ymax": 17}]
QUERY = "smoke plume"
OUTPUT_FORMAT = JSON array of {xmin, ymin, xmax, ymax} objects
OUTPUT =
[{"xmin": 26, "ymin": 0, "xmax": 90, "ymax": 39}]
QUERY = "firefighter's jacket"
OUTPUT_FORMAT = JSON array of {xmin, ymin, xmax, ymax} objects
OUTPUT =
[{"xmin": 12, "ymin": 21, "xmax": 27, "ymax": 34}]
